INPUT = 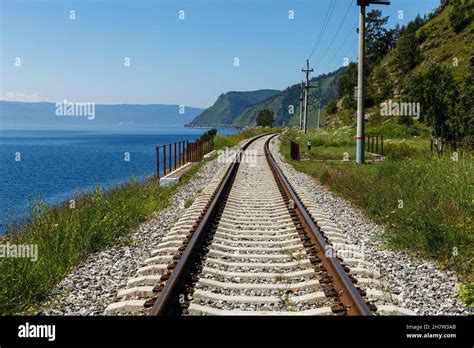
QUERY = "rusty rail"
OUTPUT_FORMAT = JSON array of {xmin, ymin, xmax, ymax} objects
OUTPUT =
[
  {"xmin": 149, "ymin": 133, "xmax": 373, "ymax": 316},
  {"xmin": 148, "ymin": 134, "xmax": 266, "ymax": 315},
  {"xmin": 265, "ymin": 135, "xmax": 373, "ymax": 316}
]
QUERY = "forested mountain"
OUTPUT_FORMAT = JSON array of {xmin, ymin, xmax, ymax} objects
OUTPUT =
[{"xmin": 327, "ymin": 0, "xmax": 474, "ymax": 140}]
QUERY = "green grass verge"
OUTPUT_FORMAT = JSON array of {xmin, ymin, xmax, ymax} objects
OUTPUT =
[
  {"xmin": 0, "ymin": 128, "xmax": 264, "ymax": 315},
  {"xmin": 0, "ymin": 162, "xmax": 207, "ymax": 315},
  {"xmin": 280, "ymin": 128, "xmax": 473, "ymax": 303},
  {"xmin": 214, "ymin": 127, "xmax": 280, "ymax": 150}
]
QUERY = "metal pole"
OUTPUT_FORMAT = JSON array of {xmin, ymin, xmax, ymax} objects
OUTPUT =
[
  {"xmin": 163, "ymin": 144, "xmax": 167, "ymax": 176},
  {"xmin": 169, "ymin": 143, "xmax": 172, "ymax": 172},
  {"xmin": 156, "ymin": 146, "xmax": 160, "ymax": 180},
  {"xmin": 186, "ymin": 140, "xmax": 189, "ymax": 162},
  {"xmin": 356, "ymin": 3, "xmax": 365, "ymax": 164},
  {"xmin": 174, "ymin": 142, "xmax": 177, "ymax": 170}
]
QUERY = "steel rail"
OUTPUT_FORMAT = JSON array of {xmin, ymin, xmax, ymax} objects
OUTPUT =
[
  {"xmin": 149, "ymin": 133, "xmax": 269, "ymax": 315},
  {"xmin": 263, "ymin": 134, "xmax": 373, "ymax": 316}
]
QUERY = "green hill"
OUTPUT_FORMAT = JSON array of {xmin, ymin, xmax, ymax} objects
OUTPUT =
[
  {"xmin": 190, "ymin": 68, "xmax": 345, "ymax": 128},
  {"xmin": 188, "ymin": 89, "xmax": 280, "ymax": 127},
  {"xmin": 327, "ymin": 0, "xmax": 474, "ymax": 140},
  {"xmin": 234, "ymin": 68, "xmax": 344, "ymax": 128}
]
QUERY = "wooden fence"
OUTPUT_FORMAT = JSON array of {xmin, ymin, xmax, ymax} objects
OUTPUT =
[
  {"xmin": 430, "ymin": 139, "xmax": 474, "ymax": 154},
  {"xmin": 366, "ymin": 135, "xmax": 384, "ymax": 155},
  {"xmin": 156, "ymin": 136, "xmax": 214, "ymax": 180}
]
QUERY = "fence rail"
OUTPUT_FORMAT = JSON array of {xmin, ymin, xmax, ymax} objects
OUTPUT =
[
  {"xmin": 156, "ymin": 136, "xmax": 214, "ymax": 180},
  {"xmin": 366, "ymin": 135, "xmax": 384, "ymax": 155},
  {"xmin": 430, "ymin": 139, "xmax": 474, "ymax": 154},
  {"xmin": 290, "ymin": 140, "xmax": 300, "ymax": 161}
]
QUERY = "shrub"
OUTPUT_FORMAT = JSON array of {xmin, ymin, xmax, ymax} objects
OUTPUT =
[
  {"xmin": 326, "ymin": 99, "xmax": 338, "ymax": 115},
  {"xmin": 449, "ymin": 0, "xmax": 473, "ymax": 33},
  {"xmin": 256, "ymin": 109, "xmax": 275, "ymax": 127}
]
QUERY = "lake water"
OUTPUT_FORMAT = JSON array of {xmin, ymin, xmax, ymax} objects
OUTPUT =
[{"xmin": 0, "ymin": 128, "xmax": 238, "ymax": 234}]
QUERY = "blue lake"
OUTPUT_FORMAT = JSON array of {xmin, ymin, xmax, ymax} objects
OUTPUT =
[{"xmin": 0, "ymin": 128, "xmax": 238, "ymax": 234}]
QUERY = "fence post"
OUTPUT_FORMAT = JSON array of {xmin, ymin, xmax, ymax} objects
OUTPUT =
[
  {"xmin": 381, "ymin": 135, "xmax": 384, "ymax": 155},
  {"xmin": 168, "ymin": 144, "xmax": 172, "ymax": 172},
  {"xmin": 156, "ymin": 146, "xmax": 160, "ymax": 180},
  {"xmin": 163, "ymin": 144, "xmax": 167, "ymax": 176},
  {"xmin": 174, "ymin": 142, "xmax": 177, "ymax": 171},
  {"xmin": 376, "ymin": 135, "xmax": 379, "ymax": 154}
]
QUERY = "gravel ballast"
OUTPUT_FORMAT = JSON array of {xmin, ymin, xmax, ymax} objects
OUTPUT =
[
  {"xmin": 41, "ymin": 157, "xmax": 225, "ymax": 315},
  {"xmin": 269, "ymin": 136, "xmax": 472, "ymax": 316},
  {"xmin": 40, "ymin": 136, "xmax": 471, "ymax": 316}
]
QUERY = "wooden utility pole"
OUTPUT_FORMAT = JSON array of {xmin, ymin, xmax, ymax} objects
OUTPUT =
[
  {"xmin": 299, "ymin": 81, "xmax": 304, "ymax": 130},
  {"xmin": 302, "ymin": 59, "xmax": 314, "ymax": 134},
  {"xmin": 317, "ymin": 97, "xmax": 321, "ymax": 129}
]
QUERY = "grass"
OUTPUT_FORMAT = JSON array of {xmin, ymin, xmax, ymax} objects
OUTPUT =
[
  {"xmin": 0, "ymin": 128, "xmax": 263, "ymax": 315},
  {"xmin": 184, "ymin": 198, "xmax": 194, "ymax": 209},
  {"xmin": 0, "ymin": 162, "xmax": 206, "ymax": 315},
  {"xmin": 280, "ymin": 128, "xmax": 473, "ymax": 295},
  {"xmin": 214, "ymin": 127, "xmax": 280, "ymax": 150}
]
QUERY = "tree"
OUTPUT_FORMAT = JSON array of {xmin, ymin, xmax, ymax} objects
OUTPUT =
[
  {"xmin": 338, "ymin": 63, "xmax": 358, "ymax": 98},
  {"xmin": 366, "ymin": 10, "xmax": 396, "ymax": 67},
  {"xmin": 406, "ymin": 64, "xmax": 458, "ymax": 139},
  {"xmin": 453, "ymin": 55, "xmax": 474, "ymax": 140},
  {"xmin": 394, "ymin": 31, "xmax": 421, "ymax": 73},
  {"xmin": 326, "ymin": 99, "xmax": 338, "ymax": 115},
  {"xmin": 449, "ymin": 0, "xmax": 474, "ymax": 33},
  {"xmin": 200, "ymin": 128, "xmax": 217, "ymax": 140},
  {"xmin": 256, "ymin": 109, "xmax": 275, "ymax": 127}
]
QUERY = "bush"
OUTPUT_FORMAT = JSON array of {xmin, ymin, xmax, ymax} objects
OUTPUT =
[
  {"xmin": 406, "ymin": 64, "xmax": 458, "ymax": 138},
  {"xmin": 394, "ymin": 31, "xmax": 421, "ymax": 73},
  {"xmin": 326, "ymin": 99, "xmax": 338, "ymax": 115},
  {"xmin": 383, "ymin": 141, "xmax": 417, "ymax": 160},
  {"xmin": 449, "ymin": 0, "xmax": 474, "ymax": 33},
  {"xmin": 256, "ymin": 109, "xmax": 275, "ymax": 127}
]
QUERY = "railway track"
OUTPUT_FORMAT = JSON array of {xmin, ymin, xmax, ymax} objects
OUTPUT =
[{"xmin": 106, "ymin": 134, "xmax": 412, "ymax": 316}]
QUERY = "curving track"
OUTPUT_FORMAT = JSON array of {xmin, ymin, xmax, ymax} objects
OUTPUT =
[{"xmin": 105, "ymin": 134, "xmax": 412, "ymax": 316}]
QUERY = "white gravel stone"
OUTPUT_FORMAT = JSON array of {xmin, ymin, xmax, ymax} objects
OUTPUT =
[
  {"xmin": 269, "ymin": 135, "xmax": 472, "ymax": 316},
  {"xmin": 39, "ymin": 157, "xmax": 225, "ymax": 316}
]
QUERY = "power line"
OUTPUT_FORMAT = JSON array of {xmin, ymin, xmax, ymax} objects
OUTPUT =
[
  {"xmin": 308, "ymin": 0, "xmax": 336, "ymax": 60},
  {"xmin": 326, "ymin": 18, "xmax": 358, "ymax": 70},
  {"xmin": 319, "ymin": 0, "xmax": 354, "ymax": 63}
]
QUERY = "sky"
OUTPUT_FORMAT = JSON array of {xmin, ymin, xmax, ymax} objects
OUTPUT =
[{"xmin": 1, "ymin": 0, "xmax": 441, "ymax": 108}]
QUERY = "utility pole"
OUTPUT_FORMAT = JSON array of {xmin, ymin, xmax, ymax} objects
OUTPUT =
[
  {"xmin": 356, "ymin": 3, "xmax": 365, "ymax": 164},
  {"xmin": 302, "ymin": 59, "xmax": 314, "ymax": 134},
  {"xmin": 356, "ymin": 0, "xmax": 390, "ymax": 163},
  {"xmin": 299, "ymin": 81, "xmax": 304, "ymax": 130},
  {"xmin": 317, "ymin": 97, "xmax": 321, "ymax": 129}
]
